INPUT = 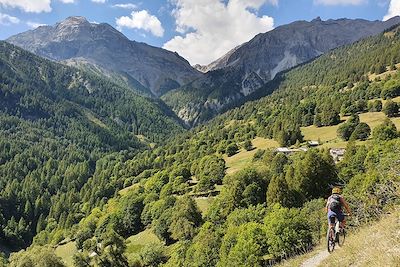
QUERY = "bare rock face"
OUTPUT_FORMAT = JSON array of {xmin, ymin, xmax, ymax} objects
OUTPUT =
[
  {"xmin": 163, "ymin": 16, "xmax": 400, "ymax": 126},
  {"xmin": 7, "ymin": 16, "xmax": 202, "ymax": 97}
]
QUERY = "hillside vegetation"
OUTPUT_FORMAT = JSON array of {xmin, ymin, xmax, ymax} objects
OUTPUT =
[
  {"xmin": 2, "ymin": 24, "xmax": 400, "ymax": 267},
  {"xmin": 278, "ymin": 209, "xmax": 400, "ymax": 267},
  {"xmin": 0, "ymin": 41, "xmax": 183, "ymax": 250}
]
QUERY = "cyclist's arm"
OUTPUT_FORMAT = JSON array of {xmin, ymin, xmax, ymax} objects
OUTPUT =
[{"xmin": 340, "ymin": 196, "xmax": 351, "ymax": 215}]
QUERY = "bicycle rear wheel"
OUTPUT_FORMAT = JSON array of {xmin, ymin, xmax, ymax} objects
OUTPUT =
[
  {"xmin": 338, "ymin": 228, "xmax": 346, "ymax": 247},
  {"xmin": 327, "ymin": 228, "xmax": 335, "ymax": 253}
]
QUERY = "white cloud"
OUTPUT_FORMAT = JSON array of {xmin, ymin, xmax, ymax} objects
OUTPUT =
[
  {"xmin": 314, "ymin": 0, "xmax": 365, "ymax": 5},
  {"xmin": 0, "ymin": 0, "xmax": 51, "ymax": 13},
  {"xmin": 59, "ymin": 0, "xmax": 75, "ymax": 3},
  {"xmin": 116, "ymin": 10, "xmax": 165, "ymax": 37},
  {"xmin": 384, "ymin": 0, "xmax": 400, "ymax": 21},
  {"xmin": 163, "ymin": 0, "xmax": 275, "ymax": 65},
  {"xmin": 91, "ymin": 0, "xmax": 106, "ymax": 3},
  {"xmin": 113, "ymin": 3, "xmax": 137, "ymax": 9},
  {"xmin": 0, "ymin": 12, "xmax": 20, "ymax": 25},
  {"xmin": 27, "ymin": 21, "xmax": 47, "ymax": 28}
]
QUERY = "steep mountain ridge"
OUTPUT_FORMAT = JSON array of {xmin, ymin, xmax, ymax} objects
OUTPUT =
[
  {"xmin": 7, "ymin": 16, "xmax": 202, "ymax": 97},
  {"xmin": 163, "ymin": 16, "xmax": 400, "ymax": 126}
]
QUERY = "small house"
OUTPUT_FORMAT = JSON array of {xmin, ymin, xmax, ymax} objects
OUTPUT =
[{"xmin": 330, "ymin": 148, "xmax": 346, "ymax": 162}]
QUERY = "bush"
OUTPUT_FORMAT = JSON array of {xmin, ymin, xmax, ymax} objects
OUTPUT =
[
  {"xmin": 373, "ymin": 119, "xmax": 398, "ymax": 141},
  {"xmin": 252, "ymin": 149, "xmax": 266, "ymax": 162},
  {"xmin": 337, "ymin": 114, "xmax": 360, "ymax": 141},
  {"xmin": 371, "ymin": 100, "xmax": 383, "ymax": 112},
  {"xmin": 243, "ymin": 140, "xmax": 253, "ymax": 151},
  {"xmin": 139, "ymin": 243, "xmax": 168, "ymax": 267},
  {"xmin": 383, "ymin": 100, "xmax": 399, "ymax": 117},
  {"xmin": 9, "ymin": 246, "xmax": 65, "ymax": 267},
  {"xmin": 350, "ymin": 122, "xmax": 371, "ymax": 141},
  {"xmin": 226, "ymin": 143, "xmax": 238, "ymax": 157},
  {"xmin": 218, "ymin": 222, "xmax": 268, "ymax": 267},
  {"xmin": 381, "ymin": 80, "xmax": 400, "ymax": 99},
  {"xmin": 264, "ymin": 205, "xmax": 312, "ymax": 259}
]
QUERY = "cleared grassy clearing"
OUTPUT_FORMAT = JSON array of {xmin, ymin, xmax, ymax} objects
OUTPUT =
[
  {"xmin": 55, "ymin": 241, "xmax": 77, "ymax": 267},
  {"xmin": 224, "ymin": 137, "xmax": 279, "ymax": 174},
  {"xmin": 84, "ymin": 111, "xmax": 108, "ymax": 129},
  {"xmin": 125, "ymin": 229, "xmax": 162, "ymax": 255},
  {"xmin": 118, "ymin": 183, "xmax": 140, "ymax": 196},
  {"xmin": 301, "ymin": 125, "xmax": 341, "ymax": 143},
  {"xmin": 194, "ymin": 197, "xmax": 215, "ymax": 215},
  {"xmin": 302, "ymin": 111, "xmax": 400, "ymax": 148}
]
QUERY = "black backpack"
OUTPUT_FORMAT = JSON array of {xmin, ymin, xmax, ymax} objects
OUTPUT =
[{"xmin": 329, "ymin": 194, "xmax": 341, "ymax": 212}]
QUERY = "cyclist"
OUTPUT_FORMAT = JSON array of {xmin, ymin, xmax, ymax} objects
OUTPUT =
[{"xmin": 326, "ymin": 187, "xmax": 351, "ymax": 230}]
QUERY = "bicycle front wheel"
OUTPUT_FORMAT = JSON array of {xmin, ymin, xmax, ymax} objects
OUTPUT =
[
  {"xmin": 338, "ymin": 228, "xmax": 346, "ymax": 247},
  {"xmin": 327, "ymin": 228, "xmax": 335, "ymax": 253}
]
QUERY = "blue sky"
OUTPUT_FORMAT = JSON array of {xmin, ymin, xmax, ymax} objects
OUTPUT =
[{"xmin": 0, "ymin": 0, "xmax": 398, "ymax": 65}]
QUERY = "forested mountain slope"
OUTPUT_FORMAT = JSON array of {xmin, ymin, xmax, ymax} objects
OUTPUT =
[
  {"xmin": 2, "ymin": 23, "xmax": 400, "ymax": 267},
  {"xmin": 0, "ymin": 41, "xmax": 184, "ymax": 251},
  {"xmin": 7, "ymin": 16, "xmax": 202, "ymax": 97},
  {"xmin": 162, "ymin": 17, "xmax": 400, "ymax": 126}
]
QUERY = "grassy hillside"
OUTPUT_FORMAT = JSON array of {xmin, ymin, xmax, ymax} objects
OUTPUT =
[
  {"xmin": 55, "ymin": 241, "xmax": 77, "ymax": 267},
  {"xmin": 278, "ymin": 208, "xmax": 400, "ymax": 267},
  {"xmin": 224, "ymin": 137, "xmax": 279, "ymax": 174},
  {"xmin": 320, "ymin": 209, "xmax": 400, "ymax": 267}
]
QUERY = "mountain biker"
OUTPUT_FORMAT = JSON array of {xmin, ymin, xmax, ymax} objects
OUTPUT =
[{"xmin": 326, "ymin": 187, "xmax": 351, "ymax": 230}]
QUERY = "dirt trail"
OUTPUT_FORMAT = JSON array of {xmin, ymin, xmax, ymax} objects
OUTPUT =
[{"xmin": 300, "ymin": 250, "xmax": 330, "ymax": 267}]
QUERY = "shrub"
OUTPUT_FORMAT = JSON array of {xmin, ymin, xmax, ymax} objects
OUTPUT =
[
  {"xmin": 226, "ymin": 143, "xmax": 239, "ymax": 157},
  {"xmin": 350, "ymin": 122, "xmax": 371, "ymax": 141},
  {"xmin": 373, "ymin": 119, "xmax": 398, "ymax": 141},
  {"xmin": 383, "ymin": 99, "xmax": 399, "ymax": 117}
]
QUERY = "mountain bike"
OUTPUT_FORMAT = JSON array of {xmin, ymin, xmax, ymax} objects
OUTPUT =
[{"xmin": 327, "ymin": 214, "xmax": 348, "ymax": 253}]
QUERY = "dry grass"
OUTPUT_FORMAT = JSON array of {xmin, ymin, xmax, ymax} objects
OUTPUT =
[
  {"xmin": 301, "ymin": 125, "xmax": 341, "ymax": 143},
  {"xmin": 125, "ymin": 229, "xmax": 161, "ymax": 255},
  {"xmin": 118, "ymin": 183, "xmax": 140, "ymax": 196},
  {"xmin": 223, "ymin": 137, "xmax": 279, "ymax": 174},
  {"xmin": 194, "ymin": 197, "xmax": 215, "ymax": 215},
  {"xmin": 319, "ymin": 210, "xmax": 400, "ymax": 267},
  {"xmin": 359, "ymin": 112, "xmax": 400, "ymax": 130},
  {"xmin": 55, "ymin": 241, "xmax": 77, "ymax": 267}
]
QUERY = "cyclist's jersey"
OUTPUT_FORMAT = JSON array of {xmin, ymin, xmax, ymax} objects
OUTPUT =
[{"xmin": 327, "ymin": 194, "xmax": 343, "ymax": 212}]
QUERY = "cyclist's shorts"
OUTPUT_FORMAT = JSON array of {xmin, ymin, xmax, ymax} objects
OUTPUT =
[{"xmin": 327, "ymin": 210, "xmax": 344, "ymax": 223}]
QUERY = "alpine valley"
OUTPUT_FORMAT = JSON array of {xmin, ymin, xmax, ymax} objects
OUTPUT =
[{"xmin": 0, "ymin": 13, "xmax": 400, "ymax": 267}]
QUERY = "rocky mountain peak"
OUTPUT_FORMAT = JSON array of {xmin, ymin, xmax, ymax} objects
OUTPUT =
[
  {"xmin": 58, "ymin": 16, "xmax": 90, "ymax": 26},
  {"xmin": 7, "ymin": 16, "xmax": 202, "ymax": 97}
]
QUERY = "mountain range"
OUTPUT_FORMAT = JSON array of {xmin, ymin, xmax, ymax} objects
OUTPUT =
[
  {"xmin": 6, "ymin": 16, "xmax": 400, "ymax": 126},
  {"xmin": 162, "ymin": 16, "xmax": 400, "ymax": 125}
]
